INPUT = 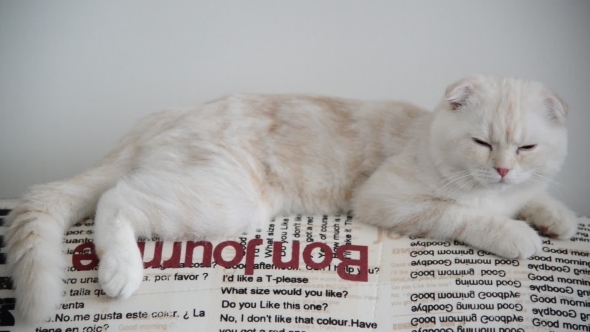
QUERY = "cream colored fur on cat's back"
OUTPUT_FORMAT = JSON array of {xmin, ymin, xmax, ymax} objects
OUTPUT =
[
  {"xmin": 153, "ymin": 95, "xmax": 430, "ymax": 216},
  {"xmin": 6, "ymin": 76, "xmax": 578, "ymax": 323}
]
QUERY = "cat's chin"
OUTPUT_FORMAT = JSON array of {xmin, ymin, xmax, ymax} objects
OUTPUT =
[
  {"xmin": 476, "ymin": 177, "xmax": 537, "ymax": 192},
  {"xmin": 471, "ymin": 176, "xmax": 520, "ymax": 191},
  {"xmin": 483, "ymin": 182, "xmax": 513, "ymax": 191}
]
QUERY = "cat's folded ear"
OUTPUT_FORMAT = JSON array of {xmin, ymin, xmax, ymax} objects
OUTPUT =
[
  {"xmin": 543, "ymin": 90, "xmax": 568, "ymax": 124},
  {"xmin": 444, "ymin": 76, "xmax": 481, "ymax": 111}
]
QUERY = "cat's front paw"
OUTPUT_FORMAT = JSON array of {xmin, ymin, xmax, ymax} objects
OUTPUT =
[
  {"xmin": 98, "ymin": 246, "xmax": 144, "ymax": 298},
  {"xmin": 490, "ymin": 220, "xmax": 542, "ymax": 259},
  {"xmin": 522, "ymin": 203, "xmax": 578, "ymax": 240}
]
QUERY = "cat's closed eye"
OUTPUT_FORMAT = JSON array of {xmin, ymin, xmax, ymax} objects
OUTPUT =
[
  {"xmin": 518, "ymin": 144, "xmax": 536, "ymax": 151},
  {"xmin": 472, "ymin": 138, "xmax": 492, "ymax": 150}
]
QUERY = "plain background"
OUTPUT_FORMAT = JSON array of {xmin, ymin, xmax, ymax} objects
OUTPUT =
[{"xmin": 1, "ymin": 1, "xmax": 589, "ymax": 214}]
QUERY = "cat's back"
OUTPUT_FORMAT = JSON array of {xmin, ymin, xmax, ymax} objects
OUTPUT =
[
  {"xmin": 171, "ymin": 94, "xmax": 433, "ymax": 168},
  {"xmin": 187, "ymin": 93, "xmax": 430, "ymax": 143},
  {"xmin": 128, "ymin": 93, "xmax": 431, "ymax": 213},
  {"xmin": 139, "ymin": 93, "xmax": 430, "ymax": 161}
]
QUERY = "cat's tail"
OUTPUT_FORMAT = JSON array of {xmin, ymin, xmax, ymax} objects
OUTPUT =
[
  {"xmin": 5, "ymin": 156, "xmax": 131, "ymax": 322},
  {"xmin": 5, "ymin": 109, "xmax": 186, "ymax": 323}
]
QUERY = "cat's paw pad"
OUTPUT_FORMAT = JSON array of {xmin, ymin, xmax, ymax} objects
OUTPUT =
[
  {"xmin": 98, "ymin": 249, "xmax": 143, "ymax": 298},
  {"xmin": 527, "ymin": 205, "xmax": 578, "ymax": 240},
  {"xmin": 493, "ymin": 221, "xmax": 542, "ymax": 259}
]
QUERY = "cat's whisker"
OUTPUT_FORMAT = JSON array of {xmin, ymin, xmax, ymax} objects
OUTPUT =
[
  {"xmin": 454, "ymin": 177, "xmax": 478, "ymax": 195},
  {"xmin": 437, "ymin": 173, "xmax": 475, "ymax": 197},
  {"xmin": 531, "ymin": 173, "xmax": 565, "ymax": 195},
  {"xmin": 440, "ymin": 170, "xmax": 471, "ymax": 183},
  {"xmin": 532, "ymin": 173, "xmax": 565, "ymax": 188},
  {"xmin": 437, "ymin": 170, "xmax": 470, "ymax": 187},
  {"xmin": 438, "ymin": 175, "xmax": 471, "ymax": 193},
  {"xmin": 531, "ymin": 173, "xmax": 564, "ymax": 189},
  {"xmin": 436, "ymin": 173, "xmax": 473, "ymax": 195},
  {"xmin": 466, "ymin": 178, "xmax": 478, "ymax": 191}
]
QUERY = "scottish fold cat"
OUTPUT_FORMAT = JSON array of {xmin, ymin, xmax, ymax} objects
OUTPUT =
[{"xmin": 6, "ymin": 76, "xmax": 578, "ymax": 322}]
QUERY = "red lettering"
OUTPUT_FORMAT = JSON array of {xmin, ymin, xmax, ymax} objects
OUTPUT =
[
  {"xmin": 302, "ymin": 242, "xmax": 332, "ymax": 269},
  {"xmin": 185, "ymin": 241, "xmax": 212, "ymax": 267},
  {"xmin": 69, "ymin": 239, "xmax": 369, "ymax": 283},
  {"xmin": 245, "ymin": 239, "xmax": 263, "ymax": 275},
  {"xmin": 336, "ymin": 245, "xmax": 368, "ymax": 281},
  {"xmin": 161, "ymin": 242, "xmax": 182, "ymax": 269},
  {"xmin": 213, "ymin": 241, "xmax": 244, "ymax": 268},
  {"xmin": 138, "ymin": 241, "xmax": 163, "ymax": 268},
  {"xmin": 273, "ymin": 241, "xmax": 300, "ymax": 270},
  {"xmin": 71, "ymin": 243, "xmax": 99, "ymax": 271}
]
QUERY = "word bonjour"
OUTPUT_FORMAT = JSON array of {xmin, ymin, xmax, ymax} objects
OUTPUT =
[{"xmin": 70, "ymin": 239, "xmax": 368, "ymax": 282}]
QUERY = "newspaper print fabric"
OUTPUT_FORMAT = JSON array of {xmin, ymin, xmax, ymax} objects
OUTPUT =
[{"xmin": 0, "ymin": 201, "xmax": 589, "ymax": 331}]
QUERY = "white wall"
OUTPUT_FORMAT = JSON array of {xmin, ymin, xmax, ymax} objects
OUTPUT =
[{"xmin": 1, "ymin": 1, "xmax": 589, "ymax": 214}]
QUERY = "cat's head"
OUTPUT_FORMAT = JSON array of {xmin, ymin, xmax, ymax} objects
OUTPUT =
[{"xmin": 430, "ymin": 76, "xmax": 568, "ymax": 192}]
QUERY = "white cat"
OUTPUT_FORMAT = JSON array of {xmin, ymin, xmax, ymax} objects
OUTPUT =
[{"xmin": 6, "ymin": 76, "xmax": 578, "ymax": 322}]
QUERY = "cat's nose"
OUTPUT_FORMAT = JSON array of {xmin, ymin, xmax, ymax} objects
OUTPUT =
[{"xmin": 495, "ymin": 167, "xmax": 510, "ymax": 178}]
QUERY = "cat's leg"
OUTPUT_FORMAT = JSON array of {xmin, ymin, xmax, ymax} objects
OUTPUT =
[
  {"xmin": 354, "ymin": 194, "xmax": 541, "ymax": 258},
  {"xmin": 93, "ymin": 187, "xmax": 145, "ymax": 298},
  {"xmin": 518, "ymin": 192, "xmax": 578, "ymax": 239},
  {"xmin": 352, "ymin": 172, "xmax": 541, "ymax": 259},
  {"xmin": 93, "ymin": 162, "xmax": 271, "ymax": 298}
]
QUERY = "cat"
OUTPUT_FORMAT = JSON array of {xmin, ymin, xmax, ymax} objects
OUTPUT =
[{"xmin": 6, "ymin": 75, "xmax": 578, "ymax": 323}]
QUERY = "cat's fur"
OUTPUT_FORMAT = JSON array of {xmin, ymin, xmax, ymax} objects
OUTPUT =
[{"xmin": 6, "ymin": 76, "xmax": 578, "ymax": 322}]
